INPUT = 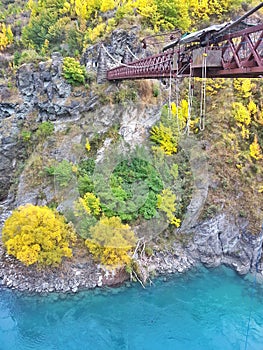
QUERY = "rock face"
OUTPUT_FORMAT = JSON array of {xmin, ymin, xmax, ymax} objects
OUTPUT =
[
  {"xmin": 0, "ymin": 28, "xmax": 263, "ymax": 293},
  {"xmin": 0, "ymin": 28, "xmax": 145, "ymax": 201},
  {"xmin": 0, "ymin": 95, "xmax": 23, "ymax": 200},
  {"xmin": 82, "ymin": 28, "xmax": 143, "ymax": 83},
  {"xmin": 186, "ymin": 214, "xmax": 263, "ymax": 275},
  {"xmin": 13, "ymin": 101, "xmax": 161, "ymax": 208}
]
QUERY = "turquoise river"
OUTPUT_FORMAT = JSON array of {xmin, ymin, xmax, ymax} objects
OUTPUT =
[{"xmin": 0, "ymin": 266, "xmax": 263, "ymax": 350}]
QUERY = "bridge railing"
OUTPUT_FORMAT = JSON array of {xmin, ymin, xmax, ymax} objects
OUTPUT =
[
  {"xmin": 106, "ymin": 23, "xmax": 263, "ymax": 80},
  {"xmin": 216, "ymin": 23, "xmax": 263, "ymax": 77},
  {"xmin": 107, "ymin": 50, "xmax": 175, "ymax": 80}
]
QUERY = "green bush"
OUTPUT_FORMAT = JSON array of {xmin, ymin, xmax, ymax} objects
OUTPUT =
[
  {"xmin": 20, "ymin": 130, "xmax": 32, "ymax": 142},
  {"xmin": 78, "ymin": 174, "xmax": 94, "ymax": 197},
  {"xmin": 78, "ymin": 158, "xmax": 95, "ymax": 176},
  {"xmin": 45, "ymin": 160, "xmax": 74, "ymax": 188},
  {"xmin": 62, "ymin": 57, "xmax": 86, "ymax": 85},
  {"xmin": 36, "ymin": 121, "xmax": 54, "ymax": 139},
  {"xmin": 113, "ymin": 88, "xmax": 137, "ymax": 104},
  {"xmin": 96, "ymin": 157, "xmax": 163, "ymax": 221},
  {"xmin": 14, "ymin": 49, "xmax": 43, "ymax": 66}
]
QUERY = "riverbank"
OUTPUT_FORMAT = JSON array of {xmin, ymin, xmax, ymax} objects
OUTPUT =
[
  {"xmin": 0, "ymin": 230, "xmax": 262, "ymax": 294},
  {"xmin": 0, "ymin": 240, "xmax": 196, "ymax": 293},
  {"xmin": 1, "ymin": 196, "xmax": 262, "ymax": 294}
]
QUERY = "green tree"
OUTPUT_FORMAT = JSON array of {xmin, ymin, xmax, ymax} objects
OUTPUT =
[{"xmin": 62, "ymin": 57, "xmax": 86, "ymax": 85}]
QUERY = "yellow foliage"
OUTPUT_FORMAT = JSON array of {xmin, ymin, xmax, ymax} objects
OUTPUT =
[
  {"xmin": 79, "ymin": 192, "xmax": 101, "ymax": 215},
  {"xmin": 254, "ymin": 111, "xmax": 263, "ymax": 126},
  {"xmin": 170, "ymin": 99, "xmax": 196, "ymax": 132},
  {"xmin": 248, "ymin": 100, "xmax": 257, "ymax": 116},
  {"xmin": 72, "ymin": 164, "xmax": 78, "ymax": 173},
  {"xmin": 100, "ymin": 0, "xmax": 116, "ymax": 12},
  {"xmin": 60, "ymin": 1, "xmax": 71, "ymax": 15},
  {"xmin": 232, "ymin": 102, "xmax": 251, "ymax": 126},
  {"xmin": 233, "ymin": 78, "xmax": 253, "ymax": 99},
  {"xmin": 85, "ymin": 22, "xmax": 106, "ymax": 43},
  {"xmin": 189, "ymin": 0, "xmax": 237, "ymax": 21},
  {"xmin": 156, "ymin": 188, "xmax": 181, "ymax": 227},
  {"xmin": 2, "ymin": 204, "xmax": 76, "ymax": 266},
  {"xmin": 205, "ymin": 78, "xmax": 226, "ymax": 96},
  {"xmin": 85, "ymin": 216, "xmax": 137, "ymax": 267},
  {"xmin": 105, "ymin": 18, "xmax": 116, "ymax": 34},
  {"xmin": 0, "ymin": 24, "xmax": 14, "ymax": 51},
  {"xmin": 241, "ymin": 125, "xmax": 250, "ymax": 140},
  {"xmin": 250, "ymin": 135, "xmax": 263, "ymax": 161},
  {"xmin": 150, "ymin": 123, "xmax": 178, "ymax": 155},
  {"xmin": 85, "ymin": 138, "xmax": 91, "ymax": 152},
  {"xmin": 134, "ymin": 0, "xmax": 159, "ymax": 30}
]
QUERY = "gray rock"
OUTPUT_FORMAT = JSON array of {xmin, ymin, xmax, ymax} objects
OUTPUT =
[{"xmin": 187, "ymin": 214, "xmax": 263, "ymax": 274}]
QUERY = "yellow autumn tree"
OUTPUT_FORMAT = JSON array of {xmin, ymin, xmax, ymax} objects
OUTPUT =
[
  {"xmin": 150, "ymin": 123, "xmax": 178, "ymax": 155},
  {"xmin": 250, "ymin": 135, "xmax": 263, "ymax": 161},
  {"xmin": 2, "ymin": 204, "xmax": 76, "ymax": 266},
  {"xmin": 171, "ymin": 99, "xmax": 189, "ymax": 131},
  {"xmin": 78, "ymin": 192, "xmax": 101, "ymax": 216},
  {"xmin": 100, "ymin": 0, "xmax": 116, "ymax": 12},
  {"xmin": 0, "ymin": 24, "xmax": 14, "ymax": 51},
  {"xmin": 156, "ymin": 188, "xmax": 181, "ymax": 227},
  {"xmin": 232, "ymin": 102, "xmax": 251, "ymax": 139},
  {"xmin": 189, "ymin": 0, "xmax": 243, "ymax": 21},
  {"xmin": 85, "ymin": 216, "xmax": 137, "ymax": 267},
  {"xmin": 233, "ymin": 78, "xmax": 253, "ymax": 99}
]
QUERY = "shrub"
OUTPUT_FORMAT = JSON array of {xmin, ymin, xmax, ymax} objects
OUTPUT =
[
  {"xmin": 250, "ymin": 135, "xmax": 263, "ymax": 161},
  {"xmin": 45, "ymin": 160, "xmax": 74, "ymax": 188},
  {"xmin": 62, "ymin": 57, "xmax": 86, "ymax": 85},
  {"xmin": 36, "ymin": 121, "xmax": 54, "ymax": 139},
  {"xmin": 152, "ymin": 84, "xmax": 159, "ymax": 97},
  {"xmin": 85, "ymin": 216, "xmax": 137, "ymax": 267},
  {"xmin": 78, "ymin": 158, "xmax": 95, "ymax": 176},
  {"xmin": 15, "ymin": 49, "xmax": 43, "ymax": 65},
  {"xmin": 2, "ymin": 204, "xmax": 76, "ymax": 266},
  {"xmin": 78, "ymin": 174, "xmax": 94, "ymax": 196},
  {"xmin": 0, "ymin": 23, "xmax": 13, "ymax": 51},
  {"xmin": 157, "ymin": 188, "xmax": 181, "ymax": 227},
  {"xmin": 20, "ymin": 130, "xmax": 32, "ymax": 142},
  {"xmin": 150, "ymin": 123, "xmax": 178, "ymax": 155},
  {"xmin": 96, "ymin": 157, "xmax": 163, "ymax": 221},
  {"xmin": 232, "ymin": 102, "xmax": 251, "ymax": 126},
  {"xmin": 78, "ymin": 192, "xmax": 101, "ymax": 216}
]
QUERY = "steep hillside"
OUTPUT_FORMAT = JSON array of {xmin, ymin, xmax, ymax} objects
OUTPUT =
[{"xmin": 0, "ymin": 0, "xmax": 263, "ymax": 292}]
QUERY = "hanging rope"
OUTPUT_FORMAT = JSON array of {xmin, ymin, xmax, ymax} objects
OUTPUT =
[
  {"xmin": 168, "ymin": 60, "xmax": 173, "ymax": 120},
  {"xmin": 199, "ymin": 51, "xmax": 207, "ymax": 131},
  {"xmin": 177, "ymin": 62, "xmax": 190, "ymax": 77},
  {"xmin": 244, "ymin": 226, "xmax": 263, "ymax": 350},
  {"xmin": 126, "ymin": 45, "xmax": 140, "ymax": 60},
  {"xmin": 184, "ymin": 62, "xmax": 194, "ymax": 136},
  {"xmin": 175, "ymin": 58, "xmax": 180, "ymax": 134},
  {"xmin": 102, "ymin": 44, "xmax": 172, "ymax": 70}
]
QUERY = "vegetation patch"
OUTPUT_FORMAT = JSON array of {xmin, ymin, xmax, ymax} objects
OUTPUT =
[
  {"xmin": 2, "ymin": 204, "xmax": 76, "ymax": 266},
  {"xmin": 62, "ymin": 57, "xmax": 86, "ymax": 85}
]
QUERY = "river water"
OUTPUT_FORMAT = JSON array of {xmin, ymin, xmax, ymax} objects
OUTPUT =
[{"xmin": 0, "ymin": 266, "xmax": 262, "ymax": 350}]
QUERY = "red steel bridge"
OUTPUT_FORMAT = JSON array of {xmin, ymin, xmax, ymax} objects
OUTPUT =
[{"xmin": 107, "ymin": 4, "xmax": 263, "ymax": 81}]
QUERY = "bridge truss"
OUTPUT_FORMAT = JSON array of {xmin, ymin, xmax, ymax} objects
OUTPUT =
[{"xmin": 107, "ymin": 23, "xmax": 263, "ymax": 80}]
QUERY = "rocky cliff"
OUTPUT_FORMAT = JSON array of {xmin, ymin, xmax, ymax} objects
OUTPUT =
[{"xmin": 0, "ymin": 28, "xmax": 263, "ymax": 293}]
